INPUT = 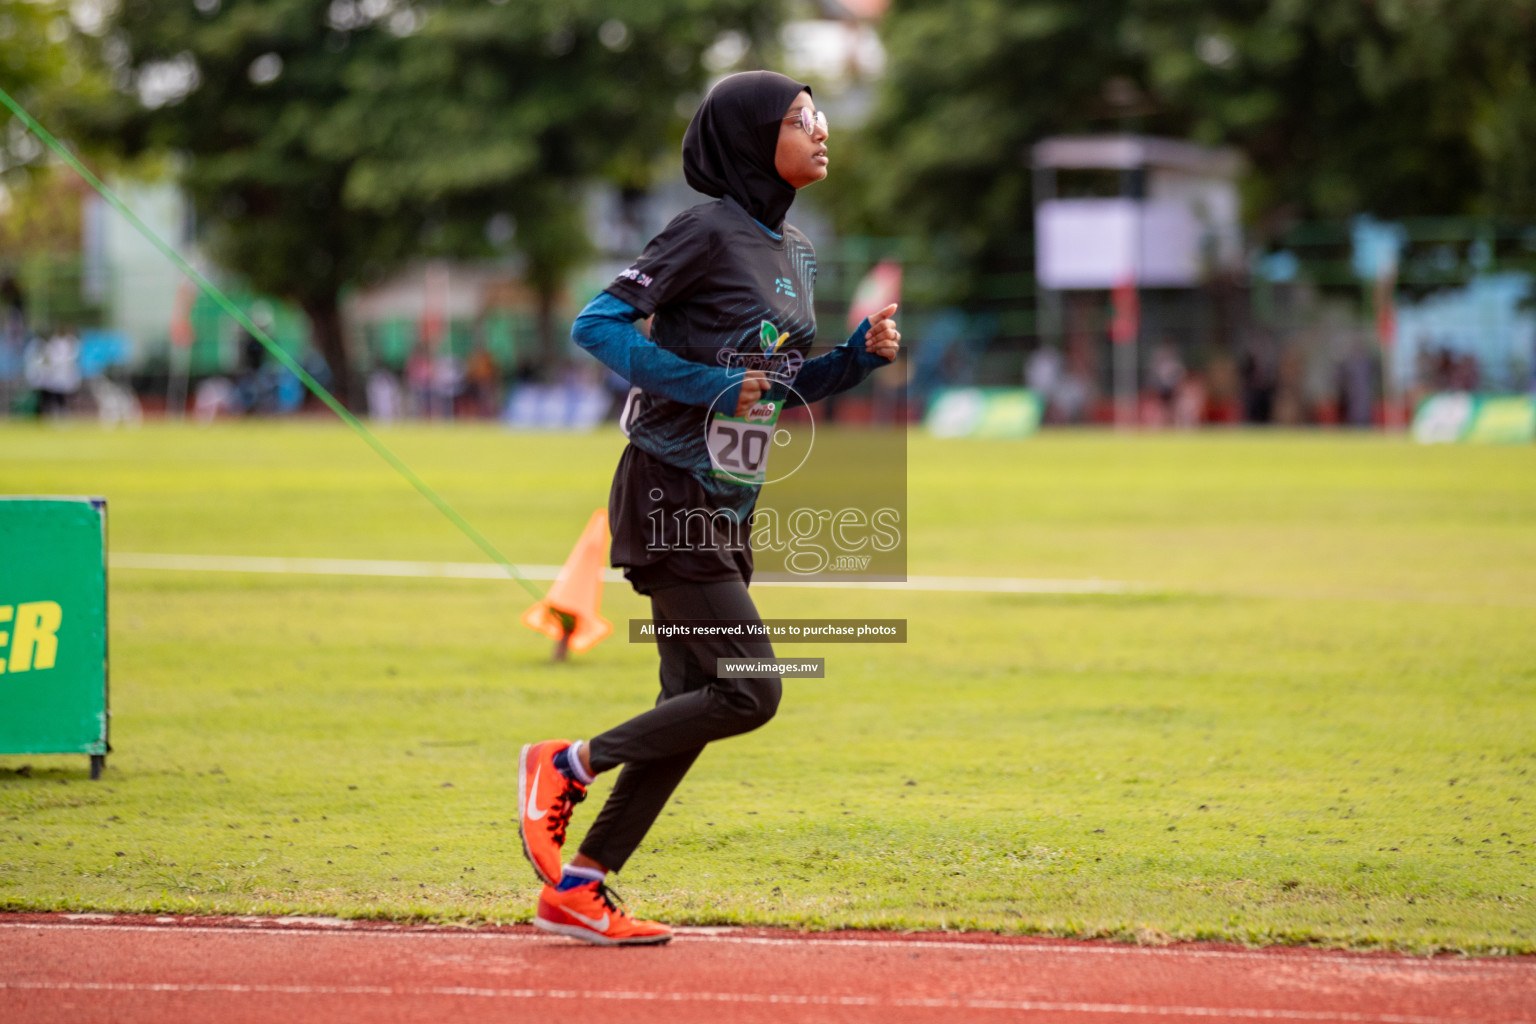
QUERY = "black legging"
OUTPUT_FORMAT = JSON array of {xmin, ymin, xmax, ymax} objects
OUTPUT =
[{"xmin": 579, "ymin": 578, "xmax": 780, "ymax": 872}]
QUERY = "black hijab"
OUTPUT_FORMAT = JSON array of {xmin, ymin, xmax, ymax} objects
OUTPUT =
[{"xmin": 682, "ymin": 71, "xmax": 811, "ymax": 231}]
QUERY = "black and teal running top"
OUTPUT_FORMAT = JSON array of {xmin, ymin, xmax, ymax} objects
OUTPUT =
[{"xmin": 572, "ymin": 195, "xmax": 887, "ymax": 589}]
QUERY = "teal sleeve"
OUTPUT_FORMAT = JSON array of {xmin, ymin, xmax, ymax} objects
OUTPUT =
[{"xmin": 572, "ymin": 292, "xmax": 744, "ymax": 410}]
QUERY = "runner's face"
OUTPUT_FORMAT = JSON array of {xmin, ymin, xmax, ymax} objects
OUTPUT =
[{"xmin": 774, "ymin": 92, "xmax": 828, "ymax": 189}]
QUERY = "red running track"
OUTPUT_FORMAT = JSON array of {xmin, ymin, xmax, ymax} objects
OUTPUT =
[{"xmin": 2, "ymin": 913, "xmax": 1533, "ymax": 1024}]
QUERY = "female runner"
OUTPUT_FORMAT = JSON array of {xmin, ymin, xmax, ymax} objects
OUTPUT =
[{"xmin": 517, "ymin": 70, "xmax": 901, "ymax": 945}]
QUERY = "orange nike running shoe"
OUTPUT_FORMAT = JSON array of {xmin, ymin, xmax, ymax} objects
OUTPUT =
[
  {"xmin": 534, "ymin": 880, "xmax": 673, "ymax": 946},
  {"xmin": 517, "ymin": 740, "xmax": 587, "ymax": 886}
]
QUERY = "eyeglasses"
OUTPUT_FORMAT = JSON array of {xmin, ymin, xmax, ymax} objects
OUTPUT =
[{"xmin": 782, "ymin": 108, "xmax": 829, "ymax": 137}]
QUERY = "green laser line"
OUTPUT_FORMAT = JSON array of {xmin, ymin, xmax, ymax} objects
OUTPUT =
[{"xmin": 0, "ymin": 86, "xmax": 547, "ymax": 602}]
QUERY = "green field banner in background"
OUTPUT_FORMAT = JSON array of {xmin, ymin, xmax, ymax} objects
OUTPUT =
[
  {"xmin": 0, "ymin": 497, "xmax": 109, "ymax": 778},
  {"xmin": 1411, "ymin": 394, "xmax": 1536, "ymax": 445},
  {"xmin": 925, "ymin": 388, "xmax": 1043, "ymax": 439}
]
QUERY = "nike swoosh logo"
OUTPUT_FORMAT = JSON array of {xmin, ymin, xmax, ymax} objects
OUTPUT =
[
  {"xmin": 525, "ymin": 765, "xmax": 548, "ymax": 821},
  {"xmin": 566, "ymin": 908, "xmax": 610, "ymax": 932}
]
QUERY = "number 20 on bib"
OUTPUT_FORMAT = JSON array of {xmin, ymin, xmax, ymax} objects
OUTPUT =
[{"xmin": 708, "ymin": 400, "xmax": 780, "ymax": 485}]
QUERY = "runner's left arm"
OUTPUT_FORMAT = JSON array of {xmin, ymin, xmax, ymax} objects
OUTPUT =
[{"xmin": 781, "ymin": 318, "xmax": 892, "ymax": 408}]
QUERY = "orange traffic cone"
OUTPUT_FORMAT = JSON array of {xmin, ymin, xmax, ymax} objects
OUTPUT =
[{"xmin": 522, "ymin": 508, "xmax": 613, "ymax": 659}]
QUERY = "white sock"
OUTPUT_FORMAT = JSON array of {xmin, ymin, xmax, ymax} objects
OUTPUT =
[
  {"xmin": 558, "ymin": 864, "xmax": 606, "ymax": 889},
  {"xmin": 566, "ymin": 740, "xmax": 596, "ymax": 786}
]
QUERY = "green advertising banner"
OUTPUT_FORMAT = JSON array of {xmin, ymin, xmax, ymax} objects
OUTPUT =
[
  {"xmin": 925, "ymin": 388, "xmax": 1043, "ymax": 439},
  {"xmin": 1412, "ymin": 394, "xmax": 1536, "ymax": 445},
  {"xmin": 0, "ymin": 497, "xmax": 109, "ymax": 775}
]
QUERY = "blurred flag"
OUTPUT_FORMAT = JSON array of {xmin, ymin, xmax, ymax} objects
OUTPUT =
[
  {"xmin": 848, "ymin": 260, "xmax": 902, "ymax": 332},
  {"xmin": 421, "ymin": 262, "xmax": 449, "ymax": 347},
  {"xmin": 1374, "ymin": 276, "xmax": 1396, "ymax": 350},
  {"xmin": 1110, "ymin": 275, "xmax": 1139, "ymax": 345}
]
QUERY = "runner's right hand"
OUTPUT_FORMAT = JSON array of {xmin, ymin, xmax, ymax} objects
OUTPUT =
[{"xmin": 734, "ymin": 370, "xmax": 767, "ymax": 417}]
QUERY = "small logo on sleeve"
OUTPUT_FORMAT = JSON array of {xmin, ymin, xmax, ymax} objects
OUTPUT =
[{"xmin": 618, "ymin": 266, "xmax": 653, "ymax": 288}]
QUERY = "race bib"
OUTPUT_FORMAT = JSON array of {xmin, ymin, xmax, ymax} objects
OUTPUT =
[{"xmin": 708, "ymin": 400, "xmax": 780, "ymax": 485}]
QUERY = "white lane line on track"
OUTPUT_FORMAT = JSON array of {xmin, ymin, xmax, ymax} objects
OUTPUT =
[
  {"xmin": 0, "ymin": 981, "xmax": 1518, "ymax": 1023},
  {"xmin": 110, "ymin": 553, "xmax": 571, "ymax": 581},
  {"xmin": 2, "ymin": 923, "xmax": 1527, "ymax": 976},
  {"xmin": 109, "ymin": 552, "xmax": 1135, "ymax": 595}
]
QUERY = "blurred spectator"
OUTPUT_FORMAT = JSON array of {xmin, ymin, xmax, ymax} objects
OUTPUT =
[
  {"xmin": 405, "ymin": 343, "xmax": 434, "ymax": 417},
  {"xmin": 298, "ymin": 348, "xmax": 332, "ymax": 398},
  {"xmin": 86, "ymin": 377, "xmax": 143, "ymax": 429},
  {"xmin": 431, "ymin": 348, "xmax": 462, "ymax": 419},
  {"xmin": 1058, "ymin": 327, "xmax": 1097, "ymax": 423},
  {"xmin": 1448, "ymin": 349, "xmax": 1479, "ymax": 392},
  {"xmin": 1148, "ymin": 340, "xmax": 1186, "ymax": 422},
  {"xmin": 1174, "ymin": 373, "xmax": 1206, "ymax": 428},
  {"xmin": 1026, "ymin": 344, "xmax": 1062, "ymax": 419},
  {"xmin": 241, "ymin": 326, "xmax": 266, "ymax": 376},
  {"xmin": 235, "ymin": 326, "xmax": 272, "ymax": 414},
  {"xmin": 1274, "ymin": 345, "xmax": 1307, "ymax": 425},
  {"xmin": 464, "ymin": 344, "xmax": 500, "ymax": 418},
  {"xmin": 1240, "ymin": 332, "xmax": 1279, "ymax": 424},
  {"xmin": 1415, "ymin": 344, "xmax": 1482, "ymax": 396},
  {"xmin": 25, "ymin": 327, "xmax": 82, "ymax": 418},
  {"xmin": 1053, "ymin": 368, "xmax": 1091, "ymax": 424},
  {"xmin": 0, "ymin": 274, "xmax": 23, "ymax": 325},
  {"xmin": 367, "ymin": 369, "xmax": 403, "ymax": 422},
  {"xmin": 1339, "ymin": 342, "xmax": 1376, "ymax": 427},
  {"xmin": 0, "ymin": 274, "xmax": 25, "ymax": 415},
  {"xmin": 1204, "ymin": 354, "xmax": 1243, "ymax": 423},
  {"xmin": 193, "ymin": 377, "xmax": 238, "ymax": 422}
]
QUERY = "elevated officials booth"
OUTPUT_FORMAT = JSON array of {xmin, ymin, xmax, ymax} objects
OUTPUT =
[
  {"xmin": 0, "ymin": 497, "xmax": 110, "ymax": 778},
  {"xmin": 1032, "ymin": 135, "xmax": 1243, "ymax": 424}
]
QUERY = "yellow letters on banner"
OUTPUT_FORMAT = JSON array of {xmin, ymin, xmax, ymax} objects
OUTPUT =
[{"xmin": 0, "ymin": 601, "xmax": 64, "ymax": 673}]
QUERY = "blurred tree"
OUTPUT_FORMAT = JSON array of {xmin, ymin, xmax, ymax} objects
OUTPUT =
[
  {"xmin": 74, "ymin": 0, "xmax": 781, "ymax": 406},
  {"xmin": 839, "ymin": 0, "xmax": 1536, "ymax": 297},
  {"xmin": 1, "ymin": 0, "xmax": 107, "ymax": 244},
  {"xmin": 0, "ymin": 167, "xmax": 90, "ymax": 260},
  {"xmin": 1, "ymin": 0, "xmax": 78, "ymax": 172},
  {"xmin": 319, "ymin": 0, "xmax": 782, "ymax": 376},
  {"xmin": 1130, "ymin": 0, "xmax": 1536, "ymax": 224}
]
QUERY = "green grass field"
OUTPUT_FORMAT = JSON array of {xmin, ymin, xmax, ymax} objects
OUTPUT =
[{"xmin": 1, "ymin": 422, "xmax": 1533, "ymax": 953}]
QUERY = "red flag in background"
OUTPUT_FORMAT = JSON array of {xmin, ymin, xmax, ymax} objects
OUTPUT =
[
  {"xmin": 169, "ymin": 278, "xmax": 196, "ymax": 348},
  {"xmin": 1110, "ymin": 275, "xmax": 1140, "ymax": 346},
  {"xmin": 420, "ymin": 263, "xmax": 449, "ymax": 347},
  {"xmin": 847, "ymin": 260, "xmax": 902, "ymax": 333},
  {"xmin": 1374, "ymin": 273, "xmax": 1397, "ymax": 350}
]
